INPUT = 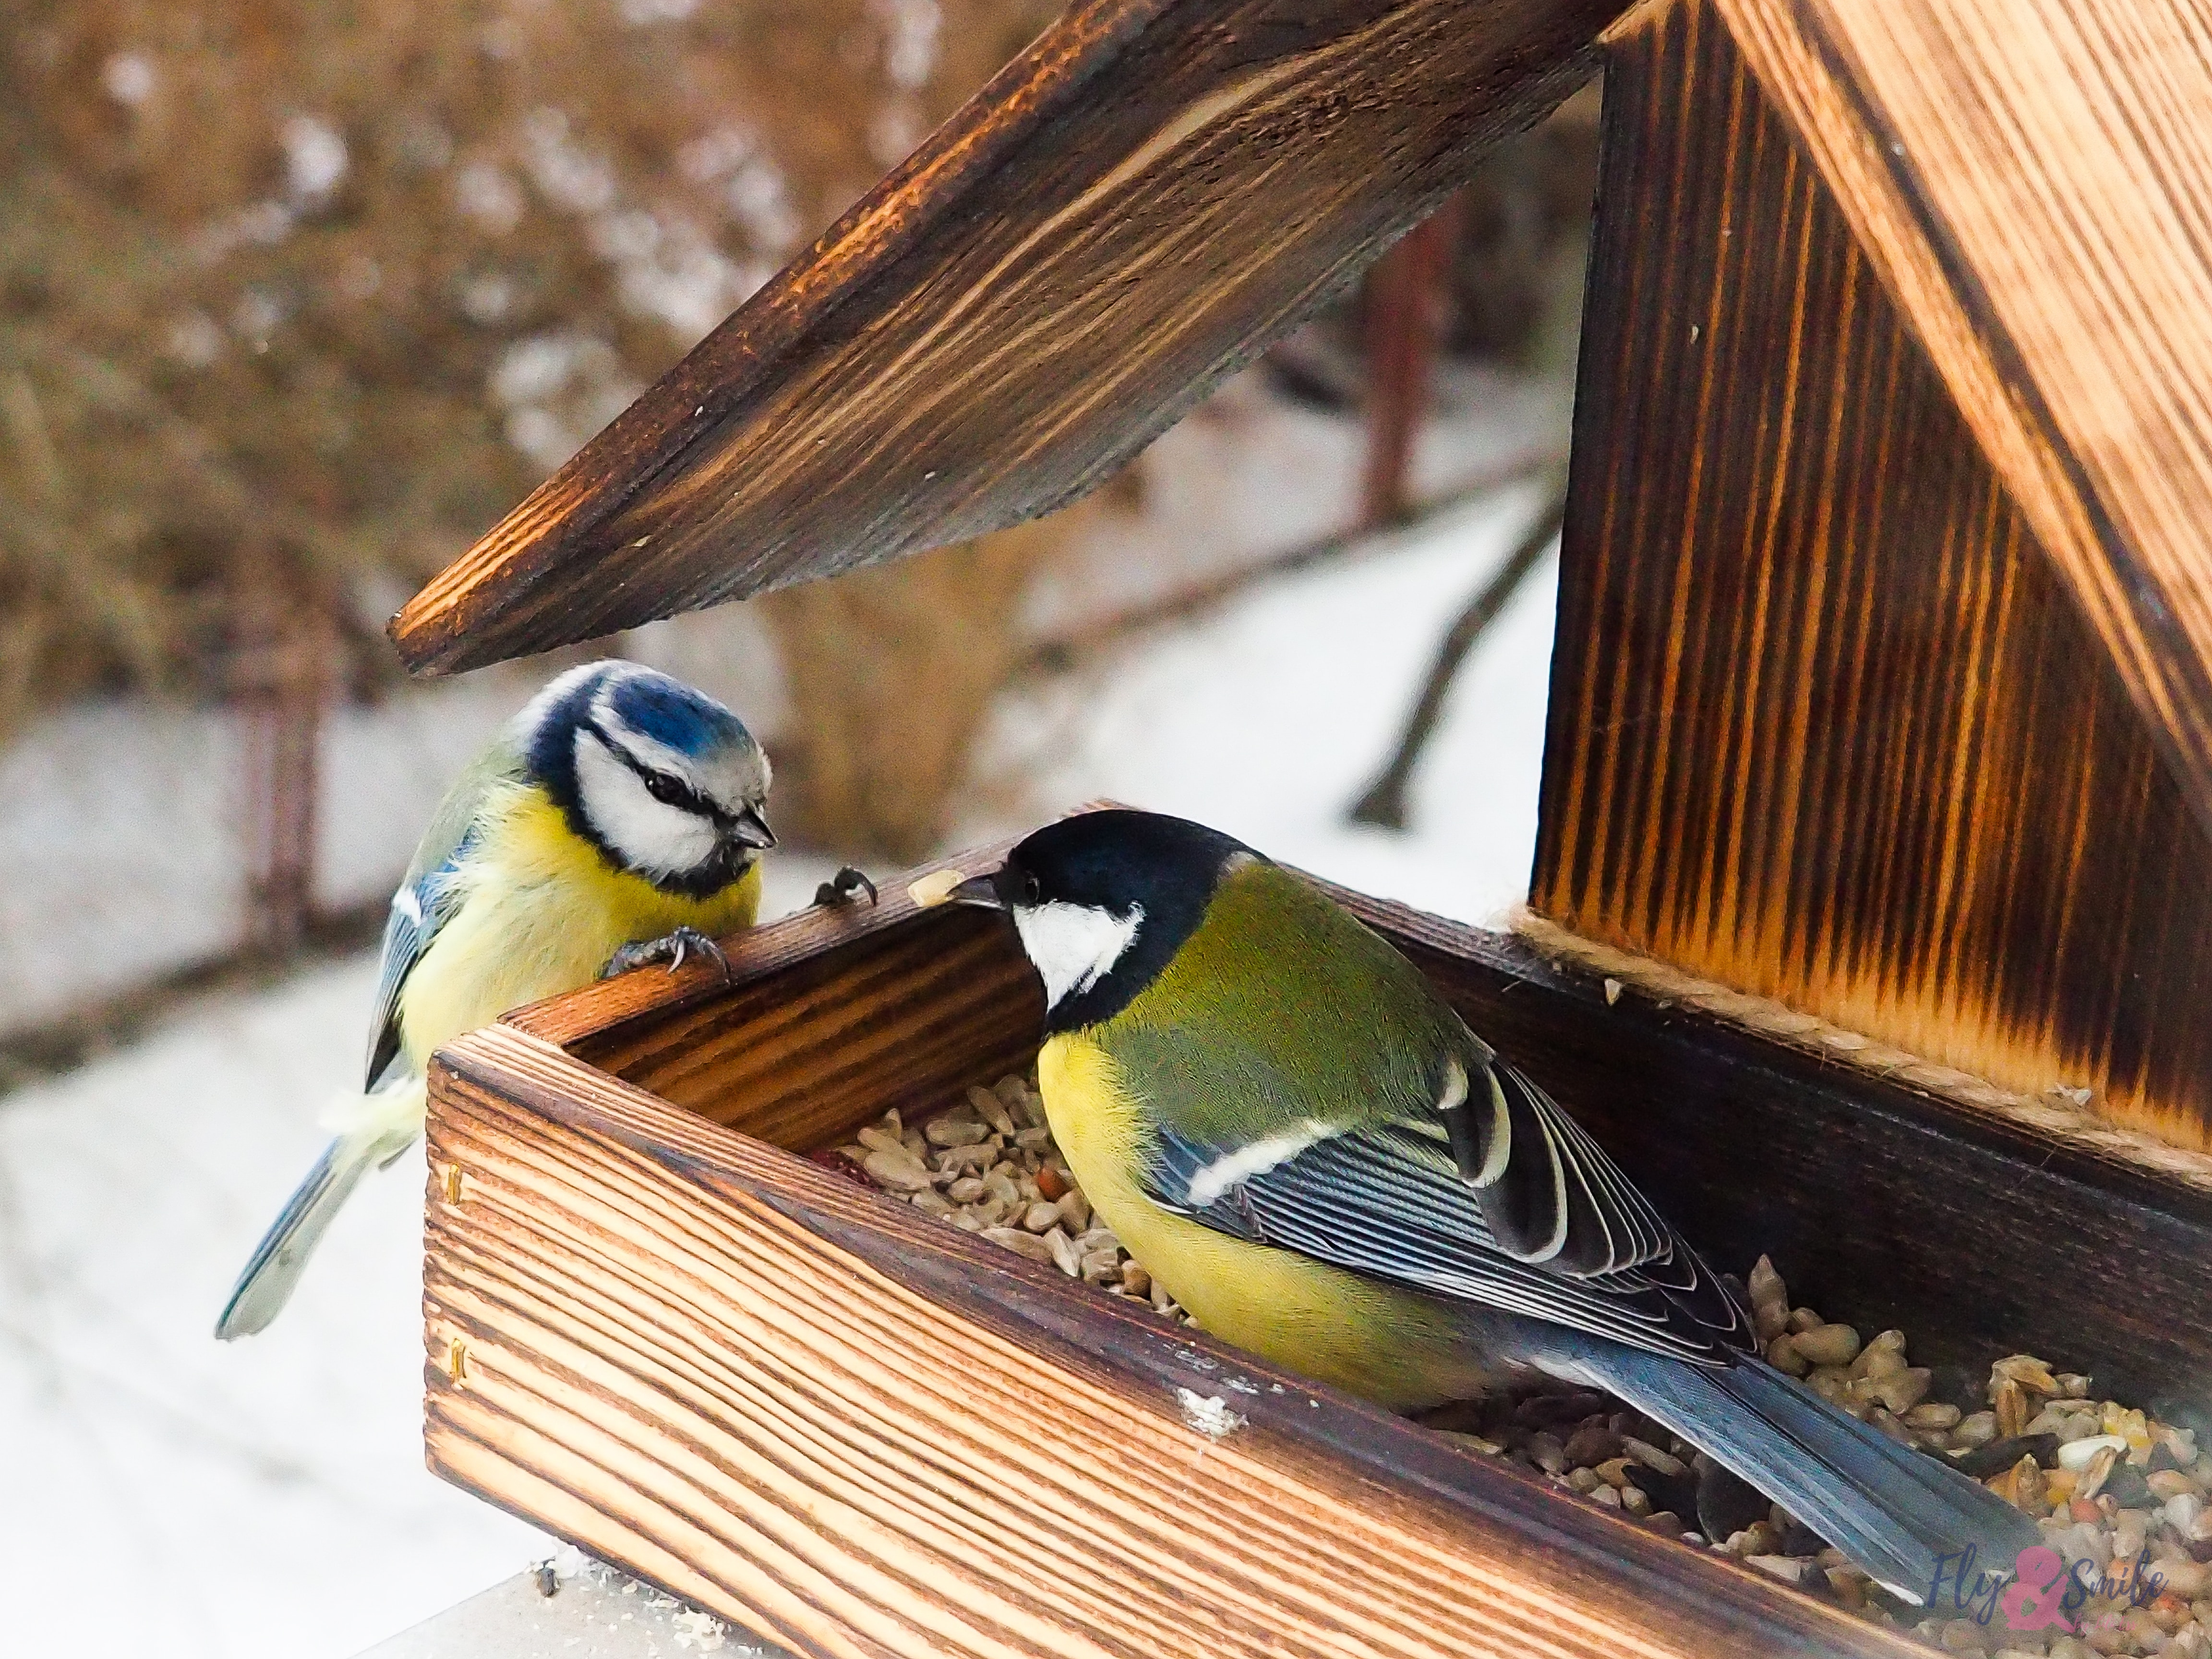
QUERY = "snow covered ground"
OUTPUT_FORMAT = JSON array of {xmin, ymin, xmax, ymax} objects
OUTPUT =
[{"xmin": 0, "ymin": 489, "xmax": 1558, "ymax": 1659}]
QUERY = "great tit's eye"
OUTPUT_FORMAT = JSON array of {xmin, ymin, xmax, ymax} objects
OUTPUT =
[
  {"xmin": 642, "ymin": 772, "xmax": 690, "ymax": 808},
  {"xmin": 1020, "ymin": 869, "xmax": 1042, "ymax": 903}
]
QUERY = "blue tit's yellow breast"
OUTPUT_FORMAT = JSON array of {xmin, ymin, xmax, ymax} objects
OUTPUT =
[
  {"xmin": 1037, "ymin": 1032, "xmax": 1493, "ymax": 1411},
  {"xmin": 397, "ymin": 786, "xmax": 761, "ymax": 1071}
]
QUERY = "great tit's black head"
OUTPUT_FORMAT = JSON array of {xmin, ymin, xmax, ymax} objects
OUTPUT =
[
  {"xmin": 522, "ymin": 660, "xmax": 774, "ymax": 897},
  {"xmin": 969, "ymin": 809, "xmax": 1255, "ymax": 1032}
]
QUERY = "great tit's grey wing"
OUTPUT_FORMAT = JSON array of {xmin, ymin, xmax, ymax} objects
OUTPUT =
[
  {"xmin": 361, "ymin": 737, "xmax": 525, "ymax": 1088},
  {"xmin": 1142, "ymin": 1071, "xmax": 1753, "ymax": 1367}
]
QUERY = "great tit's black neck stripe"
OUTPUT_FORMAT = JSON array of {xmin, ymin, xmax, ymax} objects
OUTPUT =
[{"xmin": 1038, "ymin": 857, "xmax": 1245, "ymax": 1035}]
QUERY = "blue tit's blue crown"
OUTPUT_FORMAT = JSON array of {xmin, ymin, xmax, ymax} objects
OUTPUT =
[{"xmin": 603, "ymin": 671, "xmax": 751, "ymax": 760}]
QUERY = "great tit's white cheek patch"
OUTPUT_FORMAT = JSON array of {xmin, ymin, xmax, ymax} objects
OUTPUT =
[
  {"xmin": 574, "ymin": 730, "xmax": 720, "ymax": 876},
  {"xmin": 1011, "ymin": 900, "xmax": 1144, "ymax": 1010}
]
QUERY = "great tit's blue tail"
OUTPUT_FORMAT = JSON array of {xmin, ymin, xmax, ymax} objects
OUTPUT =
[
  {"xmin": 1565, "ymin": 1344, "xmax": 2040, "ymax": 1601},
  {"xmin": 214, "ymin": 1078, "xmax": 427, "ymax": 1340}
]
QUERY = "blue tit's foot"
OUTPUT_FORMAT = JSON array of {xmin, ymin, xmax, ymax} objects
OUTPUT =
[
  {"xmin": 601, "ymin": 926, "xmax": 730, "ymax": 980},
  {"xmin": 814, "ymin": 865, "xmax": 878, "ymax": 907}
]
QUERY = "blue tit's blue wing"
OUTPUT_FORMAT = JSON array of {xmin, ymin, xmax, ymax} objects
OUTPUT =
[
  {"xmin": 362, "ymin": 737, "xmax": 527, "ymax": 1088},
  {"xmin": 361, "ymin": 860, "xmax": 470, "ymax": 1088},
  {"xmin": 1143, "ymin": 1062, "xmax": 1755, "ymax": 1367}
]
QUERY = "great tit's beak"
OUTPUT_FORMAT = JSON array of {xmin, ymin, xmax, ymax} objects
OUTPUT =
[
  {"xmin": 947, "ymin": 872, "xmax": 1005, "ymax": 910},
  {"xmin": 910, "ymin": 866, "xmax": 1007, "ymax": 909},
  {"xmin": 729, "ymin": 804, "xmax": 777, "ymax": 850}
]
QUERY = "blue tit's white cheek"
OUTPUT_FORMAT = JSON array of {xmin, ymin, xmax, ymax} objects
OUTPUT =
[
  {"xmin": 1010, "ymin": 901, "xmax": 1144, "ymax": 1010},
  {"xmin": 573, "ymin": 731, "xmax": 720, "ymax": 876}
]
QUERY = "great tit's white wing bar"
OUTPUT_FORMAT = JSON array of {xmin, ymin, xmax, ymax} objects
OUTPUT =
[
  {"xmin": 1146, "ymin": 1118, "xmax": 1754, "ymax": 1366},
  {"xmin": 1479, "ymin": 1063, "xmax": 1677, "ymax": 1276}
]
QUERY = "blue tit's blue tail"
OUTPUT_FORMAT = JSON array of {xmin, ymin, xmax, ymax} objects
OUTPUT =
[
  {"xmin": 215, "ymin": 1077, "xmax": 426, "ymax": 1340},
  {"xmin": 1564, "ymin": 1343, "xmax": 2040, "ymax": 1601}
]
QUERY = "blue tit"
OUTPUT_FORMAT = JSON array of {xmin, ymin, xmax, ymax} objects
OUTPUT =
[
  {"xmin": 216, "ymin": 659, "xmax": 777, "ymax": 1340},
  {"xmin": 946, "ymin": 809, "xmax": 2036, "ymax": 1599}
]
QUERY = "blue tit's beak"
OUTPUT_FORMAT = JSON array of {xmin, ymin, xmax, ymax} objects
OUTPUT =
[
  {"xmin": 729, "ymin": 804, "xmax": 777, "ymax": 850},
  {"xmin": 948, "ymin": 871, "xmax": 1006, "ymax": 910}
]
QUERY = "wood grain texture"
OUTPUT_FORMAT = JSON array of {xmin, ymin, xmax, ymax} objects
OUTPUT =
[
  {"xmin": 1536, "ymin": 0, "xmax": 2212, "ymax": 1151},
  {"xmin": 1707, "ymin": 0, "xmax": 2212, "ymax": 842},
  {"xmin": 424, "ymin": 1023, "xmax": 1927, "ymax": 1659},
  {"xmin": 387, "ymin": 0, "xmax": 1625, "ymax": 675}
]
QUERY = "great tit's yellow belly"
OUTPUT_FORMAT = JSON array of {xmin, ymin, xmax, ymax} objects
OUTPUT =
[
  {"xmin": 1038, "ymin": 1033, "xmax": 1498, "ymax": 1411},
  {"xmin": 397, "ymin": 791, "xmax": 762, "ymax": 1072}
]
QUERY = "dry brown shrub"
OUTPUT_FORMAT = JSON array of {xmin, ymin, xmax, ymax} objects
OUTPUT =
[
  {"xmin": 0, "ymin": 0, "xmax": 1058, "ymax": 744},
  {"xmin": 760, "ymin": 506, "xmax": 1087, "ymax": 861}
]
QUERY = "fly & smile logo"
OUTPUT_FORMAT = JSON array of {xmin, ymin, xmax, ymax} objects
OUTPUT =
[{"xmin": 1931, "ymin": 1543, "xmax": 2167, "ymax": 1634}]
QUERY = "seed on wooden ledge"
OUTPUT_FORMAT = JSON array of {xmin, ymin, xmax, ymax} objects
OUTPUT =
[
  {"xmin": 1954, "ymin": 1411, "xmax": 2000, "ymax": 1448},
  {"xmin": 1080, "ymin": 1250, "xmax": 1118, "ymax": 1284},
  {"xmin": 1746, "ymin": 1554, "xmax": 1820, "ymax": 1588},
  {"xmin": 1594, "ymin": 1457, "xmax": 1638, "ymax": 1489},
  {"xmin": 1020, "ymin": 1201, "xmax": 1061, "ymax": 1233},
  {"xmin": 1747, "ymin": 1256, "xmax": 1790, "ymax": 1343},
  {"xmin": 926, "ymin": 1118, "xmax": 990, "ymax": 1148},
  {"xmin": 984, "ymin": 1170, "xmax": 1022, "ymax": 1208},
  {"xmin": 1786, "ymin": 1307, "xmax": 1824, "ymax": 1335},
  {"xmin": 1995, "ymin": 1378, "xmax": 2031, "ymax": 1438},
  {"xmin": 2072, "ymin": 1444, "xmax": 2122, "ymax": 1502},
  {"xmin": 900, "ymin": 1128, "xmax": 927, "ymax": 1159},
  {"xmin": 1766, "ymin": 1334, "xmax": 1809, "ymax": 1377},
  {"xmin": 947, "ymin": 1177, "xmax": 986, "ymax": 1203},
  {"xmin": 1047, "ymin": 1229, "xmax": 1082, "ymax": 1277},
  {"xmin": 1848, "ymin": 1330, "xmax": 1908, "ymax": 1378},
  {"xmin": 1591, "ymin": 1484, "xmax": 1622, "ymax": 1509},
  {"xmin": 2059, "ymin": 1434, "xmax": 2131, "ymax": 1472},
  {"xmin": 1035, "ymin": 1163, "xmax": 1071, "ymax": 1201},
  {"xmin": 856, "ymin": 1126, "xmax": 907, "ymax": 1158},
  {"xmin": 1121, "ymin": 1262, "xmax": 1151, "ymax": 1298},
  {"xmin": 2149, "ymin": 1470, "xmax": 2204, "ymax": 1500},
  {"xmin": 966, "ymin": 1086, "xmax": 1017, "ymax": 1136},
  {"xmin": 1644, "ymin": 1510, "xmax": 1683, "ymax": 1536},
  {"xmin": 1991, "ymin": 1354, "xmax": 2060, "ymax": 1398},
  {"xmin": 2056, "ymin": 1371, "xmax": 2093, "ymax": 1399},
  {"xmin": 863, "ymin": 1150, "xmax": 935, "ymax": 1191},
  {"xmin": 1792, "ymin": 1324, "xmax": 1863, "ymax": 1367},
  {"xmin": 950, "ymin": 1211, "xmax": 985, "ymax": 1233},
  {"xmin": 1567, "ymin": 1467, "xmax": 1602, "ymax": 1493},
  {"xmin": 910, "ymin": 1190, "xmax": 955, "ymax": 1216},
  {"xmin": 877, "ymin": 1107, "xmax": 903, "ymax": 1135},
  {"xmin": 982, "ymin": 1226, "xmax": 1057, "ymax": 1264},
  {"xmin": 936, "ymin": 1142, "xmax": 997, "ymax": 1173},
  {"xmin": 1056, "ymin": 1190, "xmax": 1092, "ymax": 1232},
  {"xmin": 1563, "ymin": 1424, "xmax": 1620, "ymax": 1465},
  {"xmin": 1621, "ymin": 1436, "xmax": 1687, "ymax": 1478},
  {"xmin": 1866, "ymin": 1367, "xmax": 1932, "ymax": 1416},
  {"xmin": 1907, "ymin": 1403, "xmax": 1963, "ymax": 1432},
  {"xmin": 1527, "ymin": 1433, "xmax": 1568, "ymax": 1475},
  {"xmin": 1622, "ymin": 1487, "xmax": 1651, "ymax": 1515}
]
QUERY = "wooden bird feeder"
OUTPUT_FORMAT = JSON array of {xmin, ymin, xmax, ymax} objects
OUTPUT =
[{"xmin": 404, "ymin": 0, "xmax": 2212, "ymax": 1653}]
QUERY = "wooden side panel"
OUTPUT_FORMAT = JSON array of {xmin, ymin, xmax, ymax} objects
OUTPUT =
[
  {"xmin": 496, "ymin": 877, "xmax": 2212, "ymax": 1423},
  {"xmin": 423, "ymin": 1024, "xmax": 1923, "ymax": 1659},
  {"xmin": 1536, "ymin": 0, "xmax": 2212, "ymax": 1148},
  {"xmin": 389, "ymin": 0, "xmax": 1626, "ymax": 675},
  {"xmin": 1713, "ymin": 0, "xmax": 2212, "ymax": 846}
]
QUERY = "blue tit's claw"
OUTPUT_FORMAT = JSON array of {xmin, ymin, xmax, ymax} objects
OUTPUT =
[
  {"xmin": 814, "ymin": 866, "xmax": 879, "ymax": 908},
  {"xmin": 601, "ymin": 926, "xmax": 730, "ymax": 981}
]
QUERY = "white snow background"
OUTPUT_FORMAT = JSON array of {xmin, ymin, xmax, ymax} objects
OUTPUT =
[{"xmin": 0, "ymin": 485, "xmax": 1558, "ymax": 1658}]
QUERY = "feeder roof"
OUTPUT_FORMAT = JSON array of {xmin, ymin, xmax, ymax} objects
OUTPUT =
[{"xmin": 392, "ymin": 0, "xmax": 2212, "ymax": 833}]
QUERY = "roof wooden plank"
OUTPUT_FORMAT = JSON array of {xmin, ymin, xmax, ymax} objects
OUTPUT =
[
  {"xmin": 1714, "ymin": 0, "xmax": 2212, "ymax": 836},
  {"xmin": 388, "ymin": 0, "xmax": 1623, "ymax": 675}
]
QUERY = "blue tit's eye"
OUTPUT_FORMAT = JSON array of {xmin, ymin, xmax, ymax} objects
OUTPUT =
[{"xmin": 642, "ymin": 772, "xmax": 689, "ymax": 808}]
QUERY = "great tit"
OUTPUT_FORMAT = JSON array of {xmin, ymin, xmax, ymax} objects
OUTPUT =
[
  {"xmin": 949, "ymin": 809, "xmax": 2037, "ymax": 1599},
  {"xmin": 216, "ymin": 660, "xmax": 778, "ymax": 1339}
]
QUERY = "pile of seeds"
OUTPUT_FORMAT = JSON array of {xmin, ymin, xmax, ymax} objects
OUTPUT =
[
  {"xmin": 827, "ymin": 1071, "xmax": 1188, "ymax": 1322},
  {"xmin": 1430, "ymin": 1258, "xmax": 2212, "ymax": 1658},
  {"xmin": 836, "ymin": 1082, "xmax": 2207, "ymax": 1658}
]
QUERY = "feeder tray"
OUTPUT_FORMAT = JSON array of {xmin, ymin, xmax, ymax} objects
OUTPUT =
[{"xmin": 422, "ymin": 830, "xmax": 2212, "ymax": 1659}]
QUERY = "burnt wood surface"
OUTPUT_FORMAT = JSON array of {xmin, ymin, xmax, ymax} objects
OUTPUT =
[
  {"xmin": 426, "ymin": 1022, "xmax": 1926, "ymax": 1659},
  {"xmin": 1537, "ymin": 0, "xmax": 2212, "ymax": 1152},
  {"xmin": 388, "ymin": 0, "xmax": 1625, "ymax": 675},
  {"xmin": 1711, "ymin": 0, "xmax": 2212, "ymax": 843}
]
